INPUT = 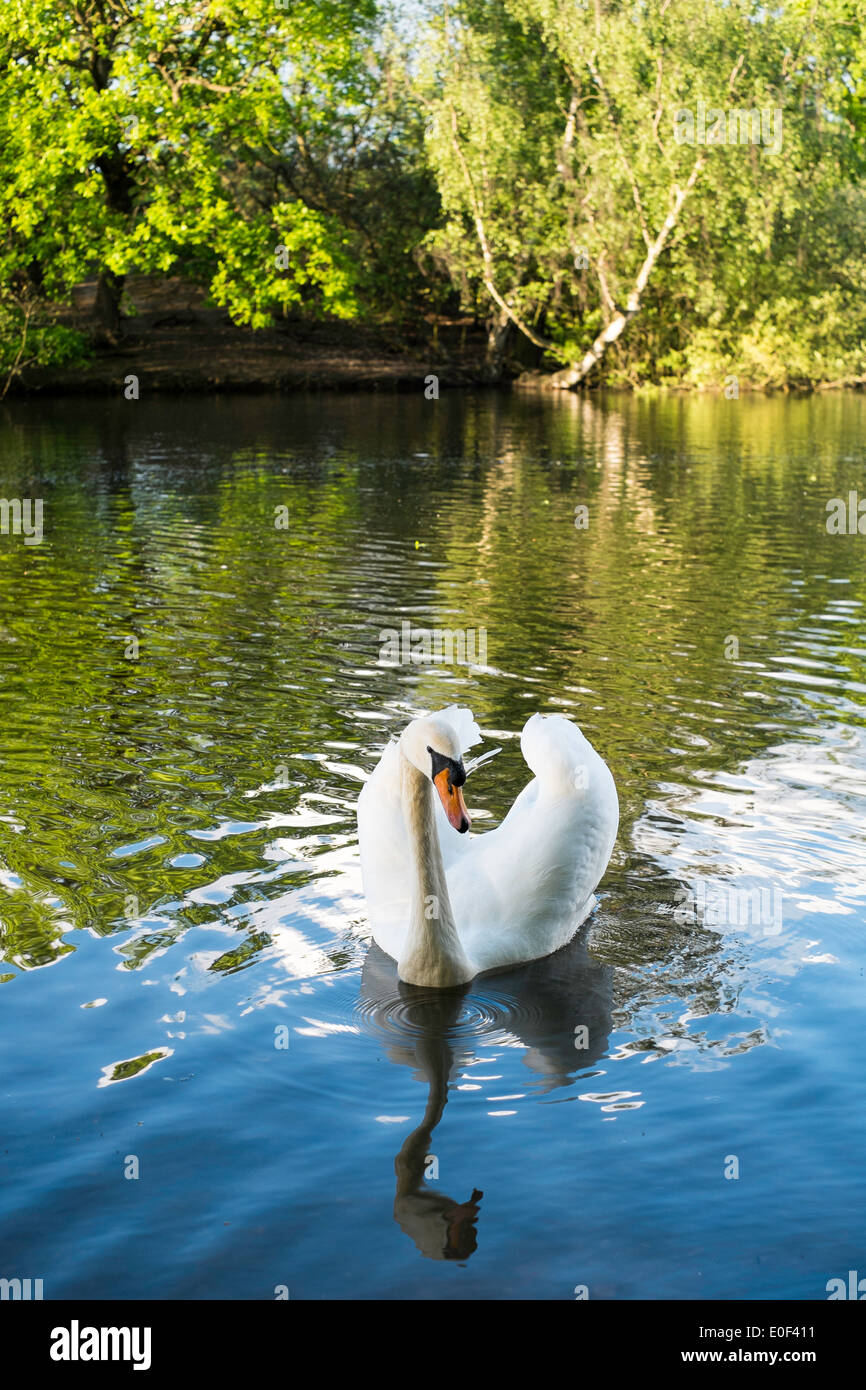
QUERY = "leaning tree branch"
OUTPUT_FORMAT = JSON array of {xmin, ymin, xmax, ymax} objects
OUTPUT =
[
  {"xmin": 547, "ymin": 152, "xmax": 706, "ymax": 388},
  {"xmin": 445, "ymin": 103, "xmax": 561, "ymax": 355},
  {"xmin": 545, "ymin": 50, "xmax": 746, "ymax": 388}
]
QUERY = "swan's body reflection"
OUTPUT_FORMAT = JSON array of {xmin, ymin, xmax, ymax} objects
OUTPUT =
[{"xmin": 359, "ymin": 928, "xmax": 614, "ymax": 1261}]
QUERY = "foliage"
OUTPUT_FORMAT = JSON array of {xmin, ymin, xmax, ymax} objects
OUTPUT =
[
  {"xmin": 2, "ymin": 1, "xmax": 866, "ymax": 387},
  {"xmin": 0, "ymin": 285, "xmax": 89, "ymax": 395},
  {"xmin": 418, "ymin": 0, "xmax": 866, "ymax": 387},
  {"xmin": 0, "ymin": 0, "xmax": 380, "ymax": 333}
]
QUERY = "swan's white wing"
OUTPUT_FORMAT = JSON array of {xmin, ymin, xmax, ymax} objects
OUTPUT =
[
  {"xmin": 520, "ymin": 711, "xmax": 596, "ymax": 789},
  {"xmin": 452, "ymin": 713, "xmax": 619, "ymax": 971}
]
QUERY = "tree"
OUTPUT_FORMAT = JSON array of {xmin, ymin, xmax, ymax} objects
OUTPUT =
[
  {"xmin": 0, "ymin": 0, "xmax": 379, "ymax": 349},
  {"xmin": 420, "ymin": 0, "xmax": 866, "ymax": 388}
]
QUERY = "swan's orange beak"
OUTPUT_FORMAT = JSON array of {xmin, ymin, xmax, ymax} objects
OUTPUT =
[{"xmin": 433, "ymin": 767, "xmax": 471, "ymax": 834}]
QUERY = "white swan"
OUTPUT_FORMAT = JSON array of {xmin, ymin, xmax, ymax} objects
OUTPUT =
[{"xmin": 357, "ymin": 705, "xmax": 619, "ymax": 987}]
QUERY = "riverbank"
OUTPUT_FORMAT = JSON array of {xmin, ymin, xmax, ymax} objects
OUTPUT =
[
  {"xmin": 9, "ymin": 315, "xmax": 496, "ymax": 396},
  {"xmin": 7, "ymin": 276, "xmax": 864, "ymax": 397},
  {"xmin": 4, "ymin": 274, "xmax": 497, "ymax": 396}
]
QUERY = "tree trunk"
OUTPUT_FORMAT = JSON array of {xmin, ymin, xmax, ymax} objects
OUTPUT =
[
  {"xmin": 93, "ymin": 141, "xmax": 133, "ymax": 342},
  {"xmin": 93, "ymin": 269, "xmax": 125, "ymax": 341},
  {"xmin": 547, "ymin": 155, "xmax": 705, "ymax": 389},
  {"xmin": 485, "ymin": 308, "xmax": 511, "ymax": 378}
]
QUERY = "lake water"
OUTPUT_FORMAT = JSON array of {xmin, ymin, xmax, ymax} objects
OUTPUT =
[{"xmin": 1, "ymin": 390, "xmax": 864, "ymax": 1300}]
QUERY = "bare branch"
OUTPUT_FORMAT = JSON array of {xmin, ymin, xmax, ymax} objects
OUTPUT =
[
  {"xmin": 445, "ymin": 103, "xmax": 561, "ymax": 355},
  {"xmin": 557, "ymin": 89, "xmax": 580, "ymax": 181}
]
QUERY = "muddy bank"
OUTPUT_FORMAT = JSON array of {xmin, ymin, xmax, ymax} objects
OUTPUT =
[
  {"xmin": 12, "ymin": 316, "xmax": 496, "ymax": 395},
  {"xmin": 7, "ymin": 276, "xmax": 499, "ymax": 396}
]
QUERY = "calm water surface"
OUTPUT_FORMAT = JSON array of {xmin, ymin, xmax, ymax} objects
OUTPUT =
[{"xmin": 1, "ymin": 390, "xmax": 864, "ymax": 1299}]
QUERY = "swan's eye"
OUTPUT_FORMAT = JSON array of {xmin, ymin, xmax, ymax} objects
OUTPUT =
[{"xmin": 427, "ymin": 746, "xmax": 465, "ymax": 788}]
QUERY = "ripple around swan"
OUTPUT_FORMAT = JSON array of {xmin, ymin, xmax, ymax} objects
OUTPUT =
[{"xmin": 352, "ymin": 984, "xmax": 544, "ymax": 1047}]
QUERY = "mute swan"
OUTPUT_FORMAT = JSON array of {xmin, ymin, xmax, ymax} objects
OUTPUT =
[{"xmin": 357, "ymin": 706, "xmax": 619, "ymax": 987}]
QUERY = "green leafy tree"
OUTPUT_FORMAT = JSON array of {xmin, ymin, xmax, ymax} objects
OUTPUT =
[
  {"xmin": 419, "ymin": 0, "xmax": 866, "ymax": 387},
  {"xmin": 0, "ymin": 0, "xmax": 379, "ymax": 366}
]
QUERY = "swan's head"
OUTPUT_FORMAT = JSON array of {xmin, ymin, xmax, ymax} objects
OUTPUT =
[{"xmin": 399, "ymin": 715, "xmax": 470, "ymax": 834}]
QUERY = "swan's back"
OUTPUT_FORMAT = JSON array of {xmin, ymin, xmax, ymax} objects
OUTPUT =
[{"xmin": 452, "ymin": 713, "xmax": 619, "ymax": 971}]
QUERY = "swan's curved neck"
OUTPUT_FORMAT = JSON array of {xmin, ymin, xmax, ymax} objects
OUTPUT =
[{"xmin": 397, "ymin": 754, "xmax": 474, "ymax": 987}]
